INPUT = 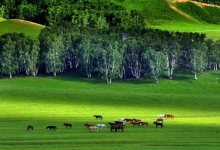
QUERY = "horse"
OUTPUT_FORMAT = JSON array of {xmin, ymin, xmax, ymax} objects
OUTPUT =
[
  {"xmin": 157, "ymin": 114, "xmax": 166, "ymax": 119},
  {"xmin": 84, "ymin": 124, "xmax": 94, "ymax": 129},
  {"xmin": 156, "ymin": 118, "xmax": 164, "ymax": 123},
  {"xmin": 96, "ymin": 124, "xmax": 106, "ymax": 129},
  {"xmin": 88, "ymin": 126, "xmax": 98, "ymax": 131},
  {"xmin": 133, "ymin": 118, "xmax": 141, "ymax": 122},
  {"xmin": 46, "ymin": 126, "xmax": 57, "ymax": 131},
  {"xmin": 131, "ymin": 121, "xmax": 140, "ymax": 127},
  {"xmin": 110, "ymin": 124, "xmax": 124, "ymax": 132},
  {"xmin": 153, "ymin": 121, "xmax": 163, "ymax": 128},
  {"xmin": 94, "ymin": 115, "xmax": 103, "ymax": 120},
  {"xmin": 139, "ymin": 122, "xmax": 148, "ymax": 127},
  {"xmin": 63, "ymin": 123, "xmax": 72, "ymax": 128},
  {"xmin": 165, "ymin": 114, "xmax": 174, "ymax": 119},
  {"xmin": 27, "ymin": 125, "xmax": 33, "ymax": 131},
  {"xmin": 124, "ymin": 118, "xmax": 133, "ymax": 122},
  {"xmin": 119, "ymin": 118, "xmax": 125, "ymax": 122},
  {"xmin": 115, "ymin": 121, "xmax": 125, "ymax": 127},
  {"xmin": 108, "ymin": 122, "xmax": 115, "ymax": 126}
]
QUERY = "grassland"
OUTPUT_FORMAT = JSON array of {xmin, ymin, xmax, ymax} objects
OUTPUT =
[
  {"xmin": 0, "ymin": 70, "xmax": 220, "ymax": 150},
  {"xmin": 0, "ymin": 19, "xmax": 45, "ymax": 39}
]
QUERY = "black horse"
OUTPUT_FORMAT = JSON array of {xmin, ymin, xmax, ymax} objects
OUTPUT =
[
  {"xmin": 153, "ymin": 121, "xmax": 163, "ymax": 128},
  {"xmin": 110, "ymin": 124, "xmax": 124, "ymax": 132},
  {"xmin": 46, "ymin": 126, "xmax": 57, "ymax": 131},
  {"xmin": 63, "ymin": 123, "xmax": 72, "ymax": 128},
  {"xmin": 94, "ymin": 115, "xmax": 103, "ymax": 120}
]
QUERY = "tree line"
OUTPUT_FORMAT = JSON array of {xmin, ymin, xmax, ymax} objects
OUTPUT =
[{"xmin": 0, "ymin": 22, "xmax": 220, "ymax": 83}]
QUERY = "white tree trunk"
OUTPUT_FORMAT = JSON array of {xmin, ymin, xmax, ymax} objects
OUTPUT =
[
  {"xmin": 194, "ymin": 73, "xmax": 197, "ymax": 80},
  {"xmin": 9, "ymin": 74, "xmax": 12, "ymax": 79}
]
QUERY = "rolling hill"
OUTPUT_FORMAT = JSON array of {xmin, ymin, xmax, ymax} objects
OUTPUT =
[
  {"xmin": 0, "ymin": 0, "xmax": 220, "ymax": 40},
  {"xmin": 0, "ymin": 19, "xmax": 45, "ymax": 39}
]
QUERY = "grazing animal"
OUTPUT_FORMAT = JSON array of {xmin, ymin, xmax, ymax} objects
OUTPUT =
[
  {"xmin": 157, "ymin": 114, "xmax": 166, "ymax": 119},
  {"xmin": 84, "ymin": 124, "xmax": 94, "ymax": 129},
  {"xmin": 63, "ymin": 123, "xmax": 72, "ymax": 128},
  {"xmin": 156, "ymin": 118, "xmax": 164, "ymax": 123},
  {"xmin": 115, "ymin": 121, "xmax": 125, "ymax": 127},
  {"xmin": 165, "ymin": 114, "xmax": 174, "ymax": 119},
  {"xmin": 124, "ymin": 118, "xmax": 133, "ymax": 122},
  {"xmin": 94, "ymin": 115, "xmax": 103, "ymax": 120},
  {"xmin": 46, "ymin": 126, "xmax": 57, "ymax": 131},
  {"xmin": 139, "ymin": 122, "xmax": 148, "ymax": 127},
  {"xmin": 119, "ymin": 118, "xmax": 125, "ymax": 122},
  {"xmin": 153, "ymin": 121, "xmax": 163, "ymax": 128},
  {"xmin": 96, "ymin": 124, "xmax": 106, "ymax": 129},
  {"xmin": 27, "ymin": 125, "xmax": 33, "ymax": 131},
  {"xmin": 88, "ymin": 126, "xmax": 98, "ymax": 131},
  {"xmin": 133, "ymin": 118, "xmax": 141, "ymax": 122},
  {"xmin": 108, "ymin": 122, "xmax": 115, "ymax": 126},
  {"xmin": 131, "ymin": 121, "xmax": 140, "ymax": 127},
  {"xmin": 110, "ymin": 124, "xmax": 124, "ymax": 132}
]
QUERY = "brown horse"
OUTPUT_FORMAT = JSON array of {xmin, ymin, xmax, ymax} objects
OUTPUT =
[
  {"xmin": 139, "ymin": 122, "xmax": 148, "ymax": 127},
  {"xmin": 156, "ymin": 118, "xmax": 164, "ymax": 123},
  {"xmin": 133, "ymin": 118, "xmax": 141, "ymax": 122},
  {"xmin": 64, "ymin": 123, "xmax": 72, "ymax": 128},
  {"xmin": 84, "ymin": 124, "xmax": 94, "ymax": 129},
  {"xmin": 131, "ymin": 121, "xmax": 140, "ymax": 127},
  {"xmin": 165, "ymin": 114, "xmax": 174, "ymax": 119},
  {"xmin": 124, "ymin": 118, "xmax": 133, "ymax": 122},
  {"xmin": 27, "ymin": 125, "xmax": 33, "ymax": 131}
]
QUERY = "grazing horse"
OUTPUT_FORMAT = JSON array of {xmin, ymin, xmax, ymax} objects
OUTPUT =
[
  {"xmin": 108, "ymin": 122, "xmax": 115, "ymax": 126},
  {"xmin": 139, "ymin": 122, "xmax": 148, "ymax": 127},
  {"xmin": 131, "ymin": 121, "xmax": 140, "ymax": 127},
  {"xmin": 156, "ymin": 118, "xmax": 164, "ymax": 123},
  {"xmin": 84, "ymin": 124, "xmax": 94, "ymax": 129},
  {"xmin": 94, "ymin": 115, "xmax": 103, "ymax": 120},
  {"xmin": 46, "ymin": 126, "xmax": 57, "ymax": 131},
  {"xmin": 124, "ymin": 118, "xmax": 133, "ymax": 122},
  {"xmin": 88, "ymin": 126, "xmax": 98, "ymax": 131},
  {"xmin": 96, "ymin": 124, "xmax": 106, "ymax": 129},
  {"xmin": 110, "ymin": 124, "xmax": 124, "ymax": 132},
  {"xmin": 165, "ymin": 114, "xmax": 174, "ymax": 119},
  {"xmin": 133, "ymin": 118, "xmax": 141, "ymax": 122},
  {"xmin": 27, "ymin": 125, "xmax": 33, "ymax": 131},
  {"xmin": 63, "ymin": 123, "xmax": 72, "ymax": 128},
  {"xmin": 157, "ymin": 114, "xmax": 165, "ymax": 119},
  {"xmin": 153, "ymin": 121, "xmax": 163, "ymax": 128}
]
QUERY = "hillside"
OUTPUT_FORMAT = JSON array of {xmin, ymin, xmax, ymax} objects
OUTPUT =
[
  {"xmin": 0, "ymin": 19, "xmax": 45, "ymax": 39},
  {"xmin": 117, "ymin": 0, "xmax": 220, "ymax": 40},
  {"xmin": 0, "ymin": 0, "xmax": 220, "ymax": 40}
]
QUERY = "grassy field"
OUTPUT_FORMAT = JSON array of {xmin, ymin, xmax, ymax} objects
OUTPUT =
[
  {"xmin": 0, "ymin": 70, "xmax": 220, "ymax": 149},
  {"xmin": 0, "ymin": 19, "xmax": 45, "ymax": 39}
]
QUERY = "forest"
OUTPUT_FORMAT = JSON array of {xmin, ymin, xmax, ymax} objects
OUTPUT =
[{"xmin": 0, "ymin": 0, "xmax": 220, "ymax": 83}]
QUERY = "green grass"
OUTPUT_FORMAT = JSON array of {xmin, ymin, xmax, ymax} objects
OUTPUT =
[
  {"xmin": 0, "ymin": 70, "xmax": 220, "ymax": 149},
  {"xmin": 0, "ymin": 19, "xmax": 45, "ymax": 39}
]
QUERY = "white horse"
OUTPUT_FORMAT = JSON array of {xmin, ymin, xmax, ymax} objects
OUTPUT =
[
  {"xmin": 96, "ymin": 124, "xmax": 106, "ymax": 129},
  {"xmin": 88, "ymin": 126, "xmax": 98, "ymax": 131},
  {"xmin": 119, "ymin": 118, "xmax": 125, "ymax": 121},
  {"xmin": 157, "ymin": 114, "xmax": 166, "ymax": 119}
]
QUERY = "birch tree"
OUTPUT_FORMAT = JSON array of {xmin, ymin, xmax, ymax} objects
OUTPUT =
[
  {"xmin": 0, "ymin": 38, "xmax": 17, "ymax": 78},
  {"xmin": 188, "ymin": 43, "xmax": 208, "ymax": 80},
  {"xmin": 142, "ymin": 49, "xmax": 167, "ymax": 84},
  {"xmin": 99, "ymin": 41, "xmax": 123, "ymax": 84},
  {"xmin": 44, "ymin": 34, "xmax": 64, "ymax": 76}
]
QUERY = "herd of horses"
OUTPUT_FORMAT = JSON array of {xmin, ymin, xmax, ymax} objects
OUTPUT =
[{"xmin": 27, "ymin": 114, "xmax": 174, "ymax": 132}]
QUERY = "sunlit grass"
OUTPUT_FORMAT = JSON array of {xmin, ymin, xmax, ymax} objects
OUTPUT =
[{"xmin": 0, "ymin": 71, "xmax": 220, "ymax": 149}]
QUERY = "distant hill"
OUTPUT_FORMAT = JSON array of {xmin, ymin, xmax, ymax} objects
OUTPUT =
[
  {"xmin": 1, "ymin": 0, "xmax": 220, "ymax": 40},
  {"xmin": 0, "ymin": 19, "xmax": 45, "ymax": 39}
]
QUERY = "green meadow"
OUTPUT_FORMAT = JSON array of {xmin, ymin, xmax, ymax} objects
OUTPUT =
[
  {"xmin": 0, "ymin": 70, "xmax": 220, "ymax": 150},
  {"xmin": 0, "ymin": 19, "xmax": 45, "ymax": 39}
]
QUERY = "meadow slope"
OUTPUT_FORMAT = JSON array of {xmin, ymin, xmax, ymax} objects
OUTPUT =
[{"xmin": 0, "ymin": 71, "xmax": 220, "ymax": 149}]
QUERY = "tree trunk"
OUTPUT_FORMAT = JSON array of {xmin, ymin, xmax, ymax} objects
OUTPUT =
[
  {"xmin": 194, "ymin": 73, "xmax": 197, "ymax": 80},
  {"xmin": 9, "ymin": 74, "xmax": 12, "ymax": 79}
]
